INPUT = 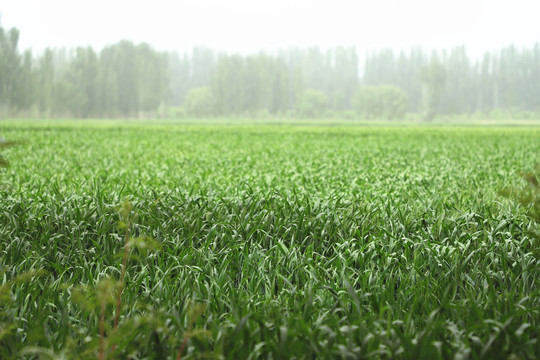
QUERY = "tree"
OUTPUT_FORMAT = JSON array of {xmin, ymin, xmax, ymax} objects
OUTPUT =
[
  {"xmin": 110, "ymin": 41, "xmax": 140, "ymax": 116},
  {"xmin": 442, "ymin": 46, "xmax": 474, "ymax": 115},
  {"xmin": 136, "ymin": 43, "xmax": 168, "ymax": 114},
  {"xmin": 168, "ymin": 52, "xmax": 190, "ymax": 106},
  {"xmin": 37, "ymin": 49, "xmax": 54, "ymax": 116},
  {"xmin": 211, "ymin": 54, "xmax": 245, "ymax": 115},
  {"xmin": 96, "ymin": 41, "xmax": 169, "ymax": 117},
  {"xmin": 420, "ymin": 58, "xmax": 446, "ymax": 121},
  {"xmin": 300, "ymin": 89, "xmax": 328, "ymax": 117},
  {"xmin": 0, "ymin": 27, "xmax": 21, "ymax": 114},
  {"xmin": 353, "ymin": 86, "xmax": 380, "ymax": 119},
  {"xmin": 183, "ymin": 87, "xmax": 215, "ymax": 117},
  {"xmin": 269, "ymin": 59, "xmax": 289, "ymax": 115},
  {"xmin": 10, "ymin": 50, "xmax": 35, "ymax": 113},
  {"xmin": 62, "ymin": 47, "xmax": 99, "ymax": 117},
  {"xmin": 353, "ymin": 85, "xmax": 408, "ymax": 120},
  {"xmin": 380, "ymin": 86, "xmax": 408, "ymax": 120}
]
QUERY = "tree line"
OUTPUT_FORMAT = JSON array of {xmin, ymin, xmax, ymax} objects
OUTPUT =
[
  {"xmin": 1, "ymin": 28, "xmax": 168, "ymax": 118},
  {"xmin": 363, "ymin": 45, "xmax": 540, "ymax": 118},
  {"xmin": 1, "ymin": 25, "xmax": 539, "ymax": 119}
]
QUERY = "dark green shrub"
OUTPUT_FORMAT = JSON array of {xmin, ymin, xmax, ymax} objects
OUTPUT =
[
  {"xmin": 184, "ymin": 87, "xmax": 216, "ymax": 117},
  {"xmin": 300, "ymin": 89, "xmax": 328, "ymax": 118},
  {"xmin": 353, "ymin": 85, "xmax": 408, "ymax": 120},
  {"xmin": 501, "ymin": 165, "xmax": 540, "ymax": 258}
]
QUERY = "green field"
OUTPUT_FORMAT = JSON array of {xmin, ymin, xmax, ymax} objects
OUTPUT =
[{"xmin": 1, "ymin": 120, "xmax": 539, "ymax": 359}]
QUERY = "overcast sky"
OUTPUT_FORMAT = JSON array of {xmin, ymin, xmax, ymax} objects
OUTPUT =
[{"xmin": 1, "ymin": 0, "xmax": 539, "ymax": 57}]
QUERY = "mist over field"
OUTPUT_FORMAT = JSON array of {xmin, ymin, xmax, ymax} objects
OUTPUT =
[{"xmin": 1, "ymin": 1, "xmax": 539, "ymax": 359}]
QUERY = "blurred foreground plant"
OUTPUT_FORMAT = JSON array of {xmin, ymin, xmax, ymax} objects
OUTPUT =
[
  {"xmin": 501, "ymin": 165, "xmax": 540, "ymax": 258},
  {"xmin": 0, "ymin": 138, "xmax": 25, "ymax": 168},
  {"xmin": 13, "ymin": 200, "xmax": 210, "ymax": 359},
  {"xmin": 71, "ymin": 200, "xmax": 210, "ymax": 359},
  {"xmin": 0, "ymin": 270, "xmax": 46, "ymax": 358}
]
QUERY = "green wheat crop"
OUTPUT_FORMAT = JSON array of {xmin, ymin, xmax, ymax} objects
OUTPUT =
[{"xmin": 0, "ymin": 120, "xmax": 539, "ymax": 359}]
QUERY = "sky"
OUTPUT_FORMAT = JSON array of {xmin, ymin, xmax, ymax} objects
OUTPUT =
[{"xmin": 1, "ymin": 0, "xmax": 539, "ymax": 57}]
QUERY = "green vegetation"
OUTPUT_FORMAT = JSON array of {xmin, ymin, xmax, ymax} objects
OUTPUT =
[
  {"xmin": 352, "ymin": 86, "xmax": 408, "ymax": 120},
  {"xmin": 0, "ymin": 138, "xmax": 23, "ymax": 168},
  {"xmin": 184, "ymin": 87, "xmax": 216, "ymax": 118},
  {"xmin": 502, "ymin": 166, "xmax": 540, "ymax": 259},
  {"xmin": 2, "ymin": 25, "xmax": 540, "ymax": 119},
  {"xmin": 300, "ymin": 89, "xmax": 329, "ymax": 118},
  {"xmin": 0, "ymin": 120, "xmax": 539, "ymax": 358},
  {"xmin": 420, "ymin": 60, "xmax": 447, "ymax": 121}
]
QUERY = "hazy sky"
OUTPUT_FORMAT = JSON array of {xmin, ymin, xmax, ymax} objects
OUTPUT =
[{"xmin": 1, "ymin": 0, "xmax": 539, "ymax": 56}]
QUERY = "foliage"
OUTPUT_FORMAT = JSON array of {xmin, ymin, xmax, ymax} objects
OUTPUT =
[
  {"xmin": 501, "ymin": 165, "xmax": 540, "ymax": 258},
  {"xmin": 299, "ymin": 89, "xmax": 328, "ymax": 117},
  {"xmin": 420, "ymin": 59, "xmax": 447, "ymax": 121},
  {"xmin": 0, "ymin": 121, "xmax": 539, "ymax": 358},
  {"xmin": 0, "ymin": 138, "xmax": 24, "ymax": 168},
  {"xmin": 352, "ymin": 85, "xmax": 408, "ymax": 120},
  {"xmin": 2, "ymin": 24, "xmax": 540, "ymax": 119},
  {"xmin": 0, "ymin": 197, "xmax": 209, "ymax": 359},
  {"xmin": 0, "ymin": 26, "xmax": 169, "ymax": 118},
  {"xmin": 0, "ymin": 270, "xmax": 46, "ymax": 358},
  {"xmin": 0, "ymin": 27, "xmax": 22, "ymax": 114},
  {"xmin": 210, "ymin": 53, "xmax": 290, "ymax": 116},
  {"xmin": 184, "ymin": 87, "xmax": 216, "ymax": 117}
]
